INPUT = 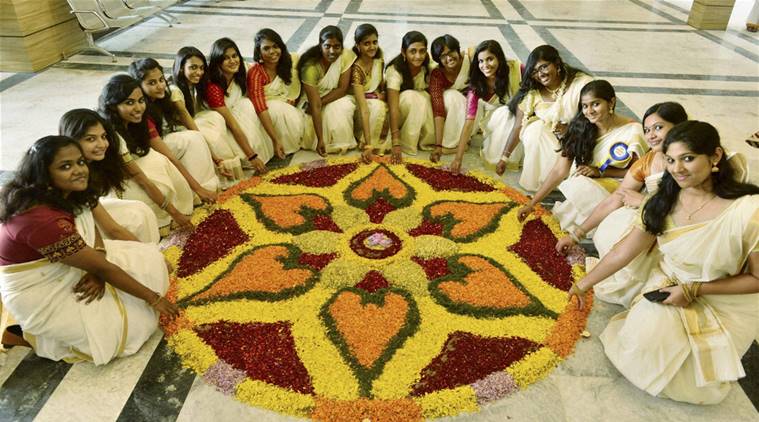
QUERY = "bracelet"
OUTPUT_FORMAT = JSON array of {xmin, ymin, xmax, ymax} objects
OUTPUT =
[
  {"xmin": 247, "ymin": 152, "xmax": 258, "ymax": 161},
  {"xmin": 568, "ymin": 231, "xmax": 581, "ymax": 243},
  {"xmin": 149, "ymin": 291, "xmax": 163, "ymax": 308},
  {"xmin": 94, "ymin": 246, "xmax": 106, "ymax": 255},
  {"xmin": 570, "ymin": 283, "xmax": 587, "ymax": 295},
  {"xmin": 501, "ymin": 151, "xmax": 511, "ymax": 160},
  {"xmin": 159, "ymin": 196, "xmax": 170, "ymax": 210},
  {"xmin": 392, "ymin": 142, "xmax": 401, "ymax": 148}
]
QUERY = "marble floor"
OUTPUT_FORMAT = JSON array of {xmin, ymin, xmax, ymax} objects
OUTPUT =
[{"xmin": 0, "ymin": 0, "xmax": 758, "ymax": 421}]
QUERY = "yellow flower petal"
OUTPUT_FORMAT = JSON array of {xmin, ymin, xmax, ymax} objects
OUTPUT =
[
  {"xmin": 292, "ymin": 231, "xmax": 342, "ymax": 255},
  {"xmin": 382, "ymin": 208, "xmax": 423, "ymax": 232},
  {"xmin": 320, "ymin": 257, "xmax": 370, "ymax": 289},
  {"xmin": 381, "ymin": 260, "xmax": 429, "ymax": 296},
  {"xmin": 412, "ymin": 235, "xmax": 459, "ymax": 258},
  {"xmin": 332, "ymin": 206, "xmax": 370, "ymax": 231}
]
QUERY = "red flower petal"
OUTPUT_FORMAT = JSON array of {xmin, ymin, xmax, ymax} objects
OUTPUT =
[
  {"xmin": 406, "ymin": 164, "xmax": 495, "ymax": 192},
  {"xmin": 272, "ymin": 163, "xmax": 358, "ymax": 187},
  {"xmin": 354, "ymin": 271, "xmax": 390, "ymax": 293},
  {"xmin": 177, "ymin": 209, "xmax": 249, "ymax": 277},
  {"xmin": 509, "ymin": 219, "xmax": 573, "ymax": 291}
]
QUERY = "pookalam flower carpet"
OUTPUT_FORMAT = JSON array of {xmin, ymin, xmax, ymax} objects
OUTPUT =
[{"xmin": 161, "ymin": 157, "xmax": 593, "ymax": 421}]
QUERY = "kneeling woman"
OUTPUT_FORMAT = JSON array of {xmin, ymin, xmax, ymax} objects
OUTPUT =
[
  {"xmin": 0, "ymin": 136, "xmax": 178, "ymax": 362},
  {"xmin": 386, "ymin": 31, "xmax": 434, "ymax": 163},
  {"xmin": 247, "ymin": 28, "xmax": 305, "ymax": 159},
  {"xmin": 59, "ymin": 108, "xmax": 160, "ymax": 244},
  {"xmin": 99, "ymin": 74, "xmax": 195, "ymax": 233},
  {"xmin": 570, "ymin": 121, "xmax": 759, "ymax": 405},
  {"xmin": 517, "ymin": 80, "xmax": 647, "ymax": 229},
  {"xmin": 298, "ymin": 25, "xmax": 357, "ymax": 155},
  {"xmin": 351, "ymin": 23, "xmax": 387, "ymax": 162}
]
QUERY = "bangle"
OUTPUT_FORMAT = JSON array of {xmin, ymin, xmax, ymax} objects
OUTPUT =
[
  {"xmin": 149, "ymin": 291, "xmax": 163, "ymax": 308},
  {"xmin": 568, "ymin": 231, "xmax": 581, "ymax": 243},
  {"xmin": 570, "ymin": 283, "xmax": 587, "ymax": 295},
  {"xmin": 692, "ymin": 282, "xmax": 703, "ymax": 298},
  {"xmin": 247, "ymin": 152, "xmax": 258, "ymax": 161},
  {"xmin": 501, "ymin": 151, "xmax": 511, "ymax": 160},
  {"xmin": 160, "ymin": 196, "xmax": 170, "ymax": 210}
]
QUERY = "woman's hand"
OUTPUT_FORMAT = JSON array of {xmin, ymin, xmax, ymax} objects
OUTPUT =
[
  {"xmin": 517, "ymin": 204, "xmax": 534, "ymax": 222},
  {"xmin": 249, "ymin": 157, "xmax": 267, "ymax": 175},
  {"xmin": 430, "ymin": 147, "xmax": 442, "ymax": 163},
  {"xmin": 568, "ymin": 282, "xmax": 587, "ymax": 310},
  {"xmin": 273, "ymin": 142, "xmax": 286, "ymax": 160},
  {"xmin": 450, "ymin": 157, "xmax": 463, "ymax": 175},
  {"xmin": 391, "ymin": 145, "xmax": 403, "ymax": 164},
  {"xmin": 495, "ymin": 159, "xmax": 508, "ymax": 176},
  {"xmin": 617, "ymin": 188, "xmax": 645, "ymax": 208},
  {"xmin": 212, "ymin": 156, "xmax": 234, "ymax": 178},
  {"xmin": 316, "ymin": 142, "xmax": 327, "ymax": 157},
  {"xmin": 171, "ymin": 210, "xmax": 194, "ymax": 231},
  {"xmin": 553, "ymin": 121, "xmax": 568, "ymax": 138},
  {"xmin": 660, "ymin": 285, "xmax": 690, "ymax": 307},
  {"xmin": 195, "ymin": 186, "xmax": 217, "ymax": 204},
  {"xmin": 151, "ymin": 295, "xmax": 180, "ymax": 318},
  {"xmin": 555, "ymin": 235, "xmax": 577, "ymax": 255},
  {"xmin": 361, "ymin": 147, "xmax": 374, "ymax": 164},
  {"xmin": 574, "ymin": 165, "xmax": 601, "ymax": 178},
  {"xmin": 74, "ymin": 273, "xmax": 106, "ymax": 304}
]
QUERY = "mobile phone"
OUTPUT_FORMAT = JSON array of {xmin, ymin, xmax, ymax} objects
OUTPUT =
[
  {"xmin": 746, "ymin": 139, "xmax": 759, "ymax": 149},
  {"xmin": 643, "ymin": 289, "xmax": 670, "ymax": 303}
]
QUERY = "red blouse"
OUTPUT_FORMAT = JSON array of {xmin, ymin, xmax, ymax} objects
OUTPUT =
[
  {"xmin": 428, "ymin": 68, "xmax": 454, "ymax": 118},
  {"xmin": 204, "ymin": 82, "xmax": 227, "ymax": 108},
  {"xmin": 0, "ymin": 206, "xmax": 86, "ymax": 265},
  {"xmin": 246, "ymin": 64, "xmax": 270, "ymax": 114},
  {"xmin": 146, "ymin": 117, "xmax": 160, "ymax": 140}
]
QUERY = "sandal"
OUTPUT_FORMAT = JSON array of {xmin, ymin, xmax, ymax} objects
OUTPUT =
[{"xmin": 2, "ymin": 325, "xmax": 31, "ymax": 348}]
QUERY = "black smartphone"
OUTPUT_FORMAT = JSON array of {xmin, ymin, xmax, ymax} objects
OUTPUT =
[
  {"xmin": 746, "ymin": 139, "xmax": 759, "ymax": 149},
  {"xmin": 643, "ymin": 289, "xmax": 670, "ymax": 303}
]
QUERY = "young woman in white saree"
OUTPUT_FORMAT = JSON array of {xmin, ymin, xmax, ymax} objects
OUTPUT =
[
  {"xmin": 568, "ymin": 121, "xmax": 759, "ymax": 405},
  {"xmin": 350, "ymin": 24, "xmax": 388, "ymax": 163},
  {"xmin": 497, "ymin": 45, "xmax": 593, "ymax": 190},
  {"xmin": 0, "ymin": 136, "xmax": 179, "ymax": 359},
  {"xmin": 128, "ymin": 58, "xmax": 219, "ymax": 201},
  {"xmin": 448, "ymin": 40, "xmax": 522, "ymax": 174},
  {"xmin": 516, "ymin": 80, "xmax": 647, "ymax": 227},
  {"xmin": 247, "ymin": 29, "xmax": 305, "ymax": 159},
  {"xmin": 204, "ymin": 38, "xmax": 269, "ymax": 174},
  {"xmin": 385, "ymin": 31, "xmax": 434, "ymax": 164},
  {"xmin": 99, "ymin": 75, "xmax": 194, "ymax": 233},
  {"xmin": 298, "ymin": 25, "xmax": 357, "ymax": 156},
  {"xmin": 59, "ymin": 109, "xmax": 160, "ymax": 244}
]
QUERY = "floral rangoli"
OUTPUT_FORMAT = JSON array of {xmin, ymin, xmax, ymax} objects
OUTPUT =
[{"xmin": 161, "ymin": 158, "xmax": 592, "ymax": 421}]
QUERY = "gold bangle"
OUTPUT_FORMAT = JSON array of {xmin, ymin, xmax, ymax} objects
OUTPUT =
[
  {"xmin": 570, "ymin": 283, "xmax": 587, "ymax": 295},
  {"xmin": 692, "ymin": 282, "xmax": 703, "ymax": 298},
  {"xmin": 94, "ymin": 246, "xmax": 106, "ymax": 254},
  {"xmin": 149, "ymin": 291, "xmax": 163, "ymax": 308}
]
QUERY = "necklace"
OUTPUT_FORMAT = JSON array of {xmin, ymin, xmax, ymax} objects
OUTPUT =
[{"xmin": 680, "ymin": 193, "xmax": 716, "ymax": 221}]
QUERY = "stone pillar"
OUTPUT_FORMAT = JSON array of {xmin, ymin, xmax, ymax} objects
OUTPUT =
[
  {"xmin": 688, "ymin": 0, "xmax": 737, "ymax": 30},
  {"xmin": 0, "ymin": 0, "xmax": 87, "ymax": 72}
]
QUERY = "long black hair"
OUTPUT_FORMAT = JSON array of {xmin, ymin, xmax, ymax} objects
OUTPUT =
[
  {"xmin": 508, "ymin": 44, "xmax": 582, "ymax": 114},
  {"xmin": 560, "ymin": 80, "xmax": 615, "ymax": 165},
  {"xmin": 641, "ymin": 101, "xmax": 688, "ymax": 133},
  {"xmin": 128, "ymin": 57, "xmax": 180, "ymax": 136},
  {"xmin": 172, "ymin": 46, "xmax": 208, "ymax": 116},
  {"xmin": 59, "ymin": 108, "xmax": 126, "ymax": 195},
  {"xmin": 469, "ymin": 40, "xmax": 510, "ymax": 104},
  {"xmin": 352, "ymin": 23, "xmax": 383, "ymax": 60},
  {"xmin": 208, "ymin": 37, "xmax": 247, "ymax": 96},
  {"xmin": 642, "ymin": 121, "xmax": 759, "ymax": 235},
  {"xmin": 430, "ymin": 34, "xmax": 459, "ymax": 66},
  {"xmin": 97, "ymin": 74, "xmax": 151, "ymax": 157},
  {"xmin": 386, "ymin": 31, "xmax": 430, "ymax": 91},
  {"xmin": 298, "ymin": 25, "xmax": 344, "ymax": 79},
  {"xmin": 254, "ymin": 28, "xmax": 292, "ymax": 84},
  {"xmin": 0, "ymin": 136, "xmax": 99, "ymax": 222}
]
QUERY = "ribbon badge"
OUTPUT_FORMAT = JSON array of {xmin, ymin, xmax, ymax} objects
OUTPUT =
[{"xmin": 599, "ymin": 142, "xmax": 630, "ymax": 173}]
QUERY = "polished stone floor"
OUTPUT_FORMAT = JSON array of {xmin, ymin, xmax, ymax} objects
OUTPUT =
[{"xmin": 1, "ymin": 1, "xmax": 758, "ymax": 421}]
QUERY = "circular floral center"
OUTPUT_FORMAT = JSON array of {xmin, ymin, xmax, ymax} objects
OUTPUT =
[{"xmin": 350, "ymin": 229, "xmax": 402, "ymax": 259}]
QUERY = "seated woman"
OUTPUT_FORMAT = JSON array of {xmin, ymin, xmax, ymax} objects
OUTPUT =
[
  {"xmin": 204, "ymin": 37, "xmax": 268, "ymax": 174},
  {"xmin": 99, "ymin": 74, "xmax": 194, "ymax": 233},
  {"xmin": 516, "ymin": 80, "xmax": 647, "ymax": 230},
  {"xmin": 350, "ymin": 23, "xmax": 388, "ymax": 163},
  {"xmin": 298, "ymin": 25, "xmax": 357, "ymax": 155},
  {"xmin": 59, "ymin": 108, "xmax": 160, "ymax": 244},
  {"xmin": 569, "ymin": 121, "xmax": 759, "ymax": 405},
  {"xmin": 0, "ymin": 136, "xmax": 178, "ymax": 361},
  {"xmin": 498, "ymin": 45, "xmax": 593, "ymax": 190},
  {"xmin": 385, "ymin": 31, "xmax": 434, "ymax": 163},
  {"xmin": 171, "ymin": 46, "xmax": 237, "ymax": 182},
  {"xmin": 247, "ymin": 28, "xmax": 305, "ymax": 159},
  {"xmin": 428, "ymin": 35, "xmax": 471, "ymax": 162},
  {"xmin": 449, "ymin": 40, "xmax": 522, "ymax": 174},
  {"xmin": 128, "ymin": 58, "xmax": 219, "ymax": 202}
]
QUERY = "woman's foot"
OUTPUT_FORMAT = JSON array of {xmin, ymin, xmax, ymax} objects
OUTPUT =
[
  {"xmin": 747, "ymin": 22, "xmax": 758, "ymax": 33},
  {"xmin": 2, "ymin": 325, "xmax": 31, "ymax": 348}
]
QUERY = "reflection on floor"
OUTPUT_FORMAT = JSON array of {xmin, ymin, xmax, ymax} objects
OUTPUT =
[{"xmin": 0, "ymin": 0, "xmax": 757, "ymax": 421}]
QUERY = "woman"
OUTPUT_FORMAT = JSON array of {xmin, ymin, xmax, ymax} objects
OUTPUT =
[
  {"xmin": 385, "ymin": 31, "xmax": 434, "ymax": 164},
  {"xmin": 0, "ymin": 136, "xmax": 179, "ymax": 362},
  {"xmin": 449, "ymin": 40, "xmax": 522, "ymax": 174},
  {"xmin": 497, "ymin": 45, "xmax": 593, "ymax": 191},
  {"xmin": 428, "ymin": 35, "xmax": 470, "ymax": 163},
  {"xmin": 516, "ymin": 81, "xmax": 647, "ymax": 230},
  {"xmin": 298, "ymin": 25, "xmax": 357, "ymax": 155},
  {"xmin": 59, "ymin": 108, "xmax": 160, "ymax": 244},
  {"xmin": 569, "ymin": 121, "xmax": 759, "ymax": 405},
  {"xmin": 247, "ymin": 28, "xmax": 305, "ymax": 159},
  {"xmin": 204, "ymin": 37, "xmax": 268, "ymax": 173},
  {"xmin": 128, "ymin": 58, "xmax": 219, "ymax": 201},
  {"xmin": 350, "ymin": 23, "xmax": 387, "ymax": 163},
  {"xmin": 171, "ymin": 46, "xmax": 238, "ymax": 182},
  {"xmin": 99, "ymin": 74, "xmax": 194, "ymax": 233}
]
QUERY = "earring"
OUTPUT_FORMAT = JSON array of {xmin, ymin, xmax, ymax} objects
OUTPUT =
[
  {"xmin": 711, "ymin": 163, "xmax": 719, "ymax": 173},
  {"xmin": 610, "ymin": 109, "xmax": 614, "ymax": 115}
]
